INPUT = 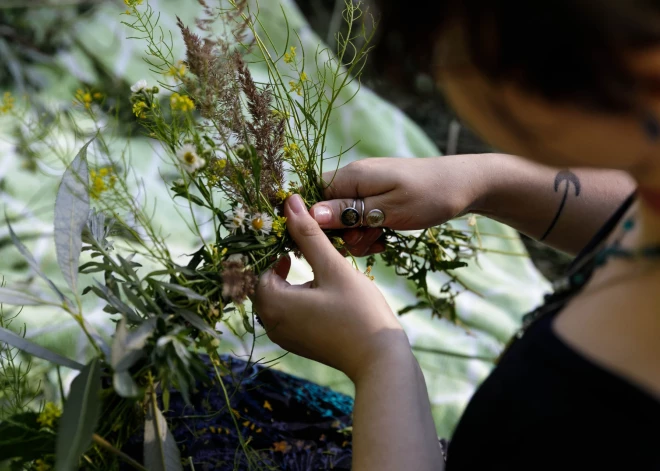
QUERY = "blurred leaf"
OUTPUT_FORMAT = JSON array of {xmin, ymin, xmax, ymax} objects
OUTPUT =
[
  {"xmin": 0, "ymin": 412, "xmax": 56, "ymax": 461},
  {"xmin": 113, "ymin": 371, "xmax": 140, "ymax": 398},
  {"xmin": 55, "ymin": 358, "xmax": 101, "ymax": 471},
  {"xmin": 0, "ymin": 326, "xmax": 84, "ymax": 370},
  {"xmin": 178, "ymin": 310, "xmax": 219, "ymax": 339},
  {"xmin": 111, "ymin": 317, "xmax": 155, "ymax": 372},
  {"xmin": 92, "ymin": 281, "xmax": 142, "ymax": 323},
  {"xmin": 0, "ymin": 287, "xmax": 53, "ymax": 306},
  {"xmin": 159, "ymin": 283, "xmax": 207, "ymax": 302},
  {"xmin": 143, "ymin": 396, "xmax": 182, "ymax": 471},
  {"xmin": 6, "ymin": 220, "xmax": 67, "ymax": 303},
  {"xmin": 54, "ymin": 138, "xmax": 93, "ymax": 294}
]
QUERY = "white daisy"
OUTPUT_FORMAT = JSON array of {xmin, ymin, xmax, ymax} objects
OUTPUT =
[
  {"xmin": 249, "ymin": 212, "xmax": 273, "ymax": 236},
  {"xmin": 176, "ymin": 144, "xmax": 206, "ymax": 173},
  {"xmin": 130, "ymin": 79, "xmax": 148, "ymax": 93},
  {"xmin": 226, "ymin": 206, "xmax": 247, "ymax": 233}
]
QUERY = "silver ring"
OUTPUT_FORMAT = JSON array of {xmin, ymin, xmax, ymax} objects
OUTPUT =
[
  {"xmin": 366, "ymin": 209, "xmax": 385, "ymax": 228},
  {"xmin": 340, "ymin": 199, "xmax": 360, "ymax": 227},
  {"xmin": 360, "ymin": 199, "xmax": 365, "ymax": 227}
]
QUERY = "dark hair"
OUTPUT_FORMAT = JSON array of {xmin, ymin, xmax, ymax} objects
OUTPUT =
[{"xmin": 372, "ymin": 0, "xmax": 660, "ymax": 112}]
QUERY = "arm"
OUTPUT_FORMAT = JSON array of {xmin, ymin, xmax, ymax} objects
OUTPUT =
[
  {"xmin": 253, "ymin": 195, "xmax": 444, "ymax": 471},
  {"xmin": 352, "ymin": 346, "xmax": 444, "ymax": 471},
  {"xmin": 473, "ymin": 153, "xmax": 636, "ymax": 255},
  {"xmin": 308, "ymin": 154, "xmax": 636, "ymax": 257}
]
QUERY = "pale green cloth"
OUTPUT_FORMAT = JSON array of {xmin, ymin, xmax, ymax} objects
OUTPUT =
[{"xmin": 0, "ymin": 0, "xmax": 550, "ymax": 437}]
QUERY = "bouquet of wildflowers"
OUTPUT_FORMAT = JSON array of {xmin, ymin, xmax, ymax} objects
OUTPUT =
[{"xmin": 0, "ymin": 1, "xmax": 481, "ymax": 469}]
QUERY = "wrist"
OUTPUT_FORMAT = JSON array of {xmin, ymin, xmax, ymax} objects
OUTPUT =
[
  {"xmin": 348, "ymin": 332, "xmax": 415, "ymax": 385},
  {"xmin": 467, "ymin": 153, "xmax": 516, "ymax": 216}
]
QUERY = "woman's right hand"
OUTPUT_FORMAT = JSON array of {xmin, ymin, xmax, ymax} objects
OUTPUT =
[{"xmin": 310, "ymin": 155, "xmax": 488, "ymax": 256}]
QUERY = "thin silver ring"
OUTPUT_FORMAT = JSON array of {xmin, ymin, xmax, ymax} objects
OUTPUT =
[{"xmin": 360, "ymin": 199, "xmax": 365, "ymax": 227}]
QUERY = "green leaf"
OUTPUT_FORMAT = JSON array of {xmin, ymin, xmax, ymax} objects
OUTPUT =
[
  {"xmin": 160, "ymin": 283, "xmax": 207, "ymax": 302},
  {"xmin": 0, "ymin": 287, "xmax": 54, "ymax": 306},
  {"xmin": 54, "ymin": 139, "xmax": 93, "ymax": 294},
  {"xmin": 0, "ymin": 412, "xmax": 56, "ymax": 461},
  {"xmin": 113, "ymin": 371, "xmax": 141, "ymax": 398},
  {"xmin": 0, "ymin": 326, "xmax": 84, "ymax": 370},
  {"xmin": 294, "ymin": 101, "xmax": 318, "ymax": 129},
  {"xmin": 111, "ymin": 317, "xmax": 156, "ymax": 372},
  {"xmin": 6, "ymin": 220, "xmax": 67, "ymax": 303},
  {"xmin": 55, "ymin": 358, "xmax": 101, "ymax": 471},
  {"xmin": 398, "ymin": 301, "xmax": 431, "ymax": 316},
  {"xmin": 143, "ymin": 397, "xmax": 183, "ymax": 471},
  {"xmin": 93, "ymin": 282, "xmax": 142, "ymax": 323},
  {"xmin": 178, "ymin": 310, "xmax": 219, "ymax": 339}
]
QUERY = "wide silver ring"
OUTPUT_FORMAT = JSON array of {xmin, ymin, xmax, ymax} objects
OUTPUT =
[{"xmin": 340, "ymin": 199, "xmax": 360, "ymax": 227}]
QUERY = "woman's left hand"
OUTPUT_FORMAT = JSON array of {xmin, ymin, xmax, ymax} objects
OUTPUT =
[{"xmin": 252, "ymin": 194, "xmax": 410, "ymax": 382}]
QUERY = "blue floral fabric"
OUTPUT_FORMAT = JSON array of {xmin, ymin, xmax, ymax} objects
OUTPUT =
[{"xmin": 126, "ymin": 355, "xmax": 354, "ymax": 470}]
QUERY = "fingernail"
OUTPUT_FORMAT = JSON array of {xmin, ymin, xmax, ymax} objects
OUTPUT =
[
  {"xmin": 288, "ymin": 194, "xmax": 306, "ymax": 215},
  {"xmin": 311, "ymin": 205, "xmax": 332, "ymax": 225}
]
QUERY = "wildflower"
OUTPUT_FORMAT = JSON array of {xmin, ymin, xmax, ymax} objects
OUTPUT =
[
  {"xmin": 226, "ymin": 206, "xmax": 247, "ymax": 233},
  {"xmin": 468, "ymin": 215, "xmax": 478, "ymax": 227},
  {"xmin": 124, "ymin": 0, "xmax": 143, "ymax": 6},
  {"xmin": 206, "ymin": 158, "xmax": 227, "ymax": 185},
  {"xmin": 283, "ymin": 46, "xmax": 296, "ymax": 64},
  {"xmin": 283, "ymin": 143, "xmax": 299, "ymax": 159},
  {"xmin": 74, "ymin": 89, "xmax": 93, "ymax": 109},
  {"xmin": 300, "ymin": 71, "xmax": 309, "ymax": 82},
  {"xmin": 249, "ymin": 212, "xmax": 273, "ymax": 236},
  {"xmin": 176, "ymin": 143, "xmax": 206, "ymax": 173},
  {"xmin": 130, "ymin": 79, "xmax": 148, "ymax": 93},
  {"xmin": 170, "ymin": 92, "xmax": 195, "ymax": 112},
  {"xmin": 93, "ymin": 92, "xmax": 103, "ymax": 100},
  {"xmin": 221, "ymin": 257, "xmax": 258, "ymax": 304},
  {"xmin": 90, "ymin": 167, "xmax": 116, "ymax": 199},
  {"xmin": 263, "ymin": 400, "xmax": 273, "ymax": 411},
  {"xmin": 272, "ymin": 441, "xmax": 292, "ymax": 454},
  {"xmin": 272, "ymin": 216, "xmax": 287, "ymax": 238},
  {"xmin": 37, "ymin": 402, "xmax": 62, "ymax": 428},
  {"xmin": 289, "ymin": 80, "xmax": 303, "ymax": 96},
  {"xmin": 0, "ymin": 91, "xmax": 15, "ymax": 114},
  {"xmin": 35, "ymin": 459, "xmax": 52, "ymax": 471},
  {"xmin": 132, "ymin": 101, "xmax": 148, "ymax": 119},
  {"xmin": 165, "ymin": 60, "xmax": 187, "ymax": 79}
]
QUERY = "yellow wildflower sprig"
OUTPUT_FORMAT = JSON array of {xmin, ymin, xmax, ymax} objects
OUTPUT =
[{"xmin": 0, "ymin": 91, "xmax": 15, "ymax": 114}]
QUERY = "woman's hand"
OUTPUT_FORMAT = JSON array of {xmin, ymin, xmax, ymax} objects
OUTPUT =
[
  {"xmin": 253, "ymin": 194, "xmax": 410, "ymax": 382},
  {"xmin": 310, "ymin": 156, "xmax": 489, "ymax": 256}
]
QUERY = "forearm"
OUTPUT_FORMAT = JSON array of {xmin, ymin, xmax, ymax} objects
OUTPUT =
[
  {"xmin": 471, "ymin": 153, "xmax": 636, "ymax": 255},
  {"xmin": 352, "ymin": 345, "xmax": 444, "ymax": 471}
]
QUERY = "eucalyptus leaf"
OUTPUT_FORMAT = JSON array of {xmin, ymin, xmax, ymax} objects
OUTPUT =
[
  {"xmin": 55, "ymin": 357, "xmax": 101, "ymax": 471},
  {"xmin": 160, "ymin": 283, "xmax": 207, "ymax": 302},
  {"xmin": 94, "ymin": 281, "xmax": 142, "ymax": 323},
  {"xmin": 113, "ymin": 371, "xmax": 141, "ymax": 398},
  {"xmin": 0, "ymin": 287, "xmax": 54, "ymax": 306},
  {"xmin": 144, "ymin": 397, "xmax": 183, "ymax": 471},
  {"xmin": 111, "ymin": 317, "xmax": 152, "ymax": 372},
  {"xmin": 54, "ymin": 138, "xmax": 93, "ymax": 294},
  {"xmin": 6, "ymin": 220, "xmax": 67, "ymax": 303},
  {"xmin": 178, "ymin": 310, "xmax": 219, "ymax": 339},
  {"xmin": 0, "ymin": 326, "xmax": 84, "ymax": 370}
]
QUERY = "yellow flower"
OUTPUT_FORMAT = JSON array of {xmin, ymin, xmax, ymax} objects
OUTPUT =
[
  {"xmin": 275, "ymin": 188, "xmax": 288, "ymax": 203},
  {"xmin": 90, "ymin": 167, "xmax": 115, "ymax": 199},
  {"xmin": 93, "ymin": 92, "xmax": 103, "ymax": 100},
  {"xmin": 0, "ymin": 91, "xmax": 14, "ymax": 114},
  {"xmin": 37, "ymin": 402, "xmax": 62, "ymax": 428},
  {"xmin": 300, "ymin": 71, "xmax": 308, "ymax": 82},
  {"xmin": 263, "ymin": 400, "xmax": 273, "ymax": 411},
  {"xmin": 170, "ymin": 92, "xmax": 195, "ymax": 112},
  {"xmin": 272, "ymin": 216, "xmax": 287, "ymax": 238},
  {"xmin": 165, "ymin": 61, "xmax": 187, "ymax": 79},
  {"xmin": 272, "ymin": 441, "xmax": 292, "ymax": 454},
  {"xmin": 283, "ymin": 142, "xmax": 300, "ymax": 159},
  {"xmin": 132, "ymin": 101, "xmax": 148, "ymax": 119},
  {"xmin": 283, "ymin": 46, "xmax": 296, "ymax": 64},
  {"xmin": 124, "ymin": 0, "xmax": 143, "ymax": 6},
  {"xmin": 74, "ymin": 89, "xmax": 94, "ymax": 109},
  {"xmin": 35, "ymin": 459, "xmax": 52, "ymax": 471},
  {"xmin": 288, "ymin": 81, "xmax": 303, "ymax": 96}
]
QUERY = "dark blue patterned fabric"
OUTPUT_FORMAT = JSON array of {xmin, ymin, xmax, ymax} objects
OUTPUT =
[{"xmin": 126, "ymin": 355, "xmax": 354, "ymax": 470}]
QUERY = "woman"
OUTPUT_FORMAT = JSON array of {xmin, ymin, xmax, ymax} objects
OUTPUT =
[{"xmin": 253, "ymin": 0, "xmax": 660, "ymax": 469}]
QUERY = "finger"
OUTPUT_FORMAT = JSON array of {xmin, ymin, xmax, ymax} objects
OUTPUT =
[
  {"xmin": 273, "ymin": 254, "xmax": 291, "ymax": 280},
  {"xmin": 319, "ymin": 160, "xmax": 393, "ymax": 200},
  {"xmin": 284, "ymin": 194, "xmax": 346, "ymax": 279},
  {"xmin": 253, "ymin": 269, "xmax": 316, "ymax": 325},
  {"xmin": 345, "ymin": 228, "xmax": 383, "ymax": 257},
  {"xmin": 310, "ymin": 196, "xmax": 390, "ymax": 230}
]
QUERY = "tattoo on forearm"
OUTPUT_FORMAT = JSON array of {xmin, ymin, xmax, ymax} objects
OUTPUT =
[{"xmin": 539, "ymin": 170, "xmax": 581, "ymax": 241}]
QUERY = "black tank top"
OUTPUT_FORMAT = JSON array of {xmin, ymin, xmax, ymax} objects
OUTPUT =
[{"xmin": 447, "ymin": 195, "xmax": 660, "ymax": 470}]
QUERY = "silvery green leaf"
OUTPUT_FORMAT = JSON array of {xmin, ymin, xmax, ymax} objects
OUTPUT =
[
  {"xmin": 94, "ymin": 281, "xmax": 142, "ymax": 323},
  {"xmin": 0, "ymin": 287, "xmax": 54, "ymax": 306},
  {"xmin": 178, "ymin": 310, "xmax": 219, "ymax": 339},
  {"xmin": 79, "ymin": 317, "xmax": 110, "ymax": 359},
  {"xmin": 55, "ymin": 358, "xmax": 101, "ymax": 471},
  {"xmin": 160, "ymin": 283, "xmax": 207, "ymax": 302},
  {"xmin": 113, "ymin": 371, "xmax": 140, "ymax": 398},
  {"xmin": 54, "ymin": 138, "xmax": 93, "ymax": 294},
  {"xmin": 0, "ymin": 326, "xmax": 84, "ymax": 370},
  {"xmin": 144, "ymin": 397, "xmax": 183, "ymax": 471},
  {"xmin": 111, "ymin": 317, "xmax": 157, "ymax": 372},
  {"xmin": 6, "ymin": 220, "xmax": 67, "ymax": 303}
]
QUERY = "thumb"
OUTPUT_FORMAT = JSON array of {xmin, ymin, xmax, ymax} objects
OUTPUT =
[{"xmin": 284, "ymin": 194, "xmax": 345, "ymax": 277}]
